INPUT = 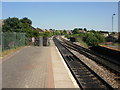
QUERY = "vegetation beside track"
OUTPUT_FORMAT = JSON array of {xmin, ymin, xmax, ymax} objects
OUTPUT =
[
  {"xmin": 65, "ymin": 28, "xmax": 105, "ymax": 47},
  {"xmin": 1, "ymin": 17, "xmax": 119, "ymax": 52}
]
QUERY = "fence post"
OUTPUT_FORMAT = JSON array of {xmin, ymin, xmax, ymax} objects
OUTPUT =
[
  {"xmin": 23, "ymin": 33, "xmax": 25, "ymax": 46},
  {"xmin": 14, "ymin": 32, "xmax": 16, "ymax": 49},
  {"xmin": 2, "ymin": 32, "xmax": 4, "ymax": 51}
]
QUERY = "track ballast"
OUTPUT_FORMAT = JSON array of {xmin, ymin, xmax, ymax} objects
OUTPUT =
[{"xmin": 53, "ymin": 37, "xmax": 114, "ymax": 89}]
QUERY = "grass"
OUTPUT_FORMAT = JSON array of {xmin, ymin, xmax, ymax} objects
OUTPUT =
[
  {"xmin": 100, "ymin": 43, "xmax": 120, "ymax": 46},
  {"xmin": 79, "ymin": 40, "xmax": 88, "ymax": 47},
  {"xmin": 0, "ymin": 46, "xmax": 24, "ymax": 59},
  {"xmin": 76, "ymin": 38, "xmax": 88, "ymax": 48}
]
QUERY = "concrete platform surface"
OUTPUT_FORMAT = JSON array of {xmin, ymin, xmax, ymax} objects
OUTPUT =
[
  {"xmin": 2, "ymin": 39, "xmax": 78, "ymax": 88},
  {"xmin": 50, "ymin": 39, "xmax": 78, "ymax": 88}
]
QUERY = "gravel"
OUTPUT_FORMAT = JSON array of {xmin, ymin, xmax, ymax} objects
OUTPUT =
[
  {"xmin": 69, "ymin": 48, "xmax": 119, "ymax": 88},
  {"xmin": 59, "ymin": 36, "xmax": 119, "ymax": 88}
]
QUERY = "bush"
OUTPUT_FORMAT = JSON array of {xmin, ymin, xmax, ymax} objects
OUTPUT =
[
  {"xmin": 43, "ymin": 31, "xmax": 52, "ymax": 37},
  {"xmin": 65, "ymin": 34, "xmax": 72, "ymax": 39},
  {"xmin": 85, "ymin": 33, "xmax": 99, "ymax": 46},
  {"xmin": 94, "ymin": 33, "xmax": 105, "ymax": 43},
  {"xmin": 65, "ymin": 30, "xmax": 106, "ymax": 47}
]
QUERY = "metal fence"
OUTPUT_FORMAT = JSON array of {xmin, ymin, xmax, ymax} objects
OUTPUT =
[{"xmin": 0, "ymin": 32, "xmax": 25, "ymax": 51}]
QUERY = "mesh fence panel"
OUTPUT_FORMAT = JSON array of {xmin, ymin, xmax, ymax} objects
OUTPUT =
[
  {"xmin": 0, "ymin": 33, "xmax": 1, "ymax": 52},
  {"xmin": 0, "ymin": 32, "xmax": 25, "ymax": 51}
]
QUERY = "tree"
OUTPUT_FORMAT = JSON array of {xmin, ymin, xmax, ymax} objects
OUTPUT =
[
  {"xmin": 2, "ymin": 17, "xmax": 40, "ymax": 38},
  {"xmin": 54, "ymin": 30, "xmax": 61, "ymax": 35},
  {"xmin": 79, "ymin": 28, "xmax": 82, "ymax": 30},
  {"xmin": 89, "ymin": 30, "xmax": 96, "ymax": 33},
  {"xmin": 94, "ymin": 33, "xmax": 105, "ymax": 43},
  {"xmin": 32, "ymin": 30, "xmax": 40, "ymax": 37},
  {"xmin": 20, "ymin": 17, "xmax": 32, "ymax": 26},
  {"xmin": 3, "ymin": 17, "xmax": 22, "ymax": 32},
  {"xmin": 84, "ymin": 28, "xmax": 87, "ymax": 31},
  {"xmin": 44, "ymin": 30, "xmax": 52, "ymax": 37},
  {"xmin": 72, "ymin": 28, "xmax": 80, "ymax": 34},
  {"xmin": 85, "ymin": 33, "xmax": 99, "ymax": 46},
  {"xmin": 83, "ymin": 31, "xmax": 106, "ymax": 46},
  {"xmin": 63, "ymin": 30, "xmax": 67, "ymax": 35}
]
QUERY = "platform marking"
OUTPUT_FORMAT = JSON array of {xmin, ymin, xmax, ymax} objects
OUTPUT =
[{"xmin": 55, "ymin": 46, "xmax": 79, "ymax": 88}]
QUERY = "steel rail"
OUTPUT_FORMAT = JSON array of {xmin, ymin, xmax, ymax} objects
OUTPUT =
[
  {"xmin": 60, "ymin": 37, "xmax": 120, "ymax": 75},
  {"xmin": 53, "ymin": 37, "xmax": 114, "ymax": 89}
]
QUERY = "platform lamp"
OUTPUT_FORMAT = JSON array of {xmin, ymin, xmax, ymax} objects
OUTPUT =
[{"xmin": 112, "ymin": 14, "xmax": 116, "ymax": 33}]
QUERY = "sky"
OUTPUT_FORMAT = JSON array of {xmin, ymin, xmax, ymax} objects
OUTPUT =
[
  {"xmin": 1, "ymin": 0, "xmax": 120, "ymax": 2},
  {"xmin": 2, "ymin": 2, "xmax": 119, "ymax": 32}
]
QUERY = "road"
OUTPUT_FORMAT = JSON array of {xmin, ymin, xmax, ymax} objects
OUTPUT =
[{"xmin": 2, "ymin": 46, "xmax": 53, "ymax": 88}]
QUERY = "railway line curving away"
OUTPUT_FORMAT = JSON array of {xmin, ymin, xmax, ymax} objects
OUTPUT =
[
  {"xmin": 60, "ymin": 37, "xmax": 120, "ymax": 75},
  {"xmin": 53, "ymin": 36, "xmax": 115, "ymax": 89}
]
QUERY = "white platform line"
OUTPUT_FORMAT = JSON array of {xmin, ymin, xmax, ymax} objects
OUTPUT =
[{"xmin": 55, "ymin": 46, "xmax": 79, "ymax": 88}]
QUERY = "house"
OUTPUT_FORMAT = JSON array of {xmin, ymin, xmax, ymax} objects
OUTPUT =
[
  {"xmin": 36, "ymin": 28, "xmax": 45, "ymax": 32},
  {"xmin": 112, "ymin": 32, "xmax": 119, "ymax": 40},
  {"xmin": 100, "ymin": 31, "xmax": 109, "ymax": 37},
  {"xmin": 66, "ymin": 30, "xmax": 72, "ymax": 34},
  {"xmin": 31, "ymin": 27, "xmax": 45, "ymax": 33}
]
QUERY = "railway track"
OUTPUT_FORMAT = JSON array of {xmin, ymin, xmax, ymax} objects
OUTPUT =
[
  {"xmin": 59, "ymin": 37, "xmax": 120, "ymax": 75},
  {"xmin": 53, "ymin": 37, "xmax": 114, "ymax": 89}
]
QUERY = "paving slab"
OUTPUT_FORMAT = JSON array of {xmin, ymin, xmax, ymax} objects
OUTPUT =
[
  {"xmin": 2, "ymin": 39, "xmax": 78, "ymax": 88},
  {"xmin": 2, "ymin": 46, "xmax": 51, "ymax": 88}
]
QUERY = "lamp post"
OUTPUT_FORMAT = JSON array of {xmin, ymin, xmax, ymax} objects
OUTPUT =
[{"xmin": 112, "ymin": 14, "xmax": 116, "ymax": 33}]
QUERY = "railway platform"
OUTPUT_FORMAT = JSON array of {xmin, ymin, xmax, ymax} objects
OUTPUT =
[{"xmin": 2, "ymin": 38, "xmax": 78, "ymax": 88}]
